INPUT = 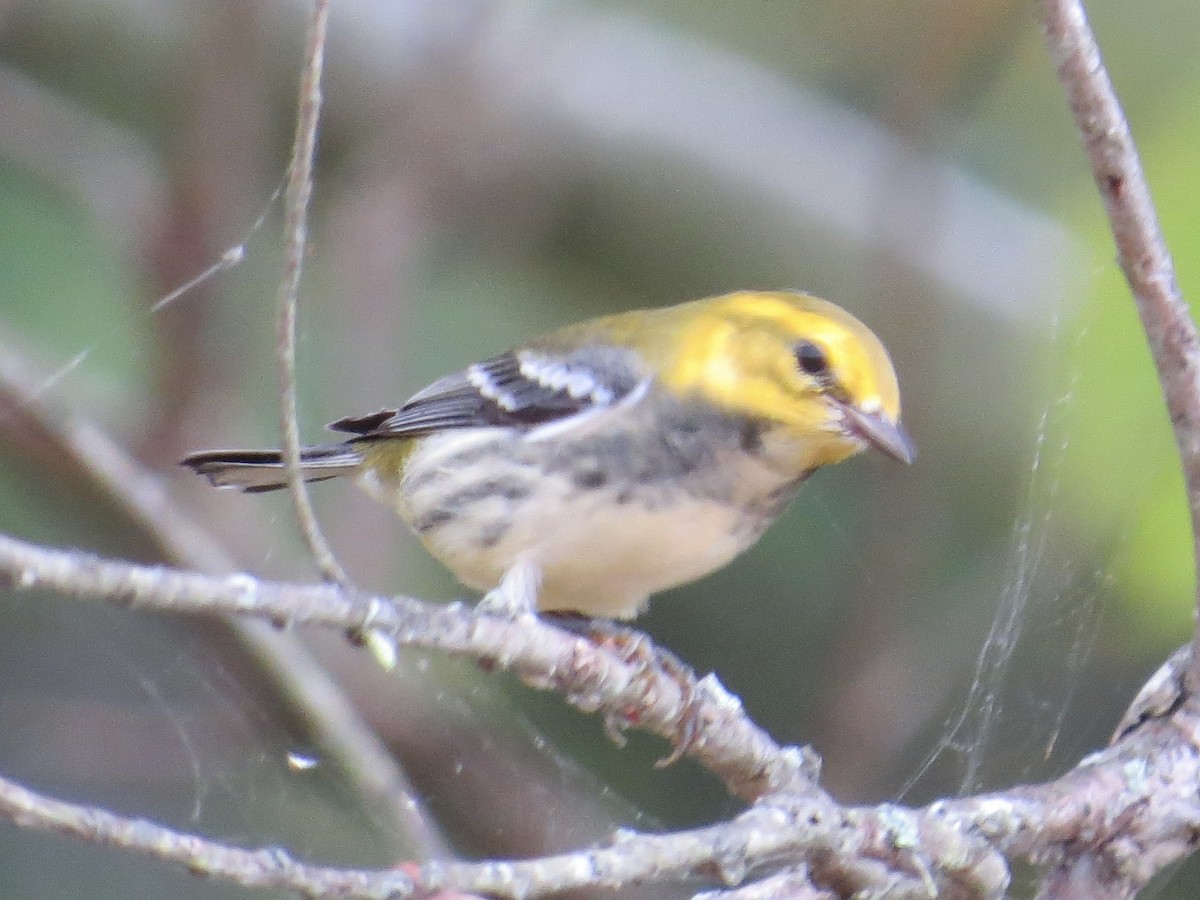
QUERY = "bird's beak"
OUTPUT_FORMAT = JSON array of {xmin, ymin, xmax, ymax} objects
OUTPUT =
[{"xmin": 837, "ymin": 402, "xmax": 916, "ymax": 465}]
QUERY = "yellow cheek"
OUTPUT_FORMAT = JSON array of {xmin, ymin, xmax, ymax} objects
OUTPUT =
[{"xmin": 763, "ymin": 418, "xmax": 863, "ymax": 472}]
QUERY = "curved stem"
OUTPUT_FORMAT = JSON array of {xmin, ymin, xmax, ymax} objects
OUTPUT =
[{"xmin": 276, "ymin": 0, "xmax": 349, "ymax": 586}]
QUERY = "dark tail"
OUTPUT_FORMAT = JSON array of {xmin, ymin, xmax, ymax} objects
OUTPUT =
[{"xmin": 181, "ymin": 445, "xmax": 363, "ymax": 493}]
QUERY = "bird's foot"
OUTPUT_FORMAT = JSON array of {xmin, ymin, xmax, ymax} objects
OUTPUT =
[
  {"xmin": 543, "ymin": 613, "xmax": 704, "ymax": 766},
  {"xmin": 477, "ymin": 557, "xmax": 541, "ymax": 620}
]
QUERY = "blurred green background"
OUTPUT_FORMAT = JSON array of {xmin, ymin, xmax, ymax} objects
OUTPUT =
[{"xmin": 0, "ymin": 1, "xmax": 1198, "ymax": 897}]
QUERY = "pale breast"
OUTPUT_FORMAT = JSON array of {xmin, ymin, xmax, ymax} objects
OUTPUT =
[{"xmin": 359, "ymin": 402, "xmax": 807, "ymax": 619}]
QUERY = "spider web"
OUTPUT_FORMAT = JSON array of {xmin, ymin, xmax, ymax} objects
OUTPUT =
[
  {"xmin": 0, "ymin": 21, "xmax": 1150, "ymax": 894},
  {"xmin": 899, "ymin": 319, "xmax": 1116, "ymax": 802}
]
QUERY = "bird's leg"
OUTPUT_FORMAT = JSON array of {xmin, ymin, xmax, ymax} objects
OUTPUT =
[
  {"xmin": 542, "ymin": 613, "xmax": 703, "ymax": 766},
  {"xmin": 477, "ymin": 557, "xmax": 542, "ymax": 619}
]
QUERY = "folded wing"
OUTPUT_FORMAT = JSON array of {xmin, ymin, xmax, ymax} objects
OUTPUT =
[{"xmin": 331, "ymin": 346, "xmax": 648, "ymax": 440}]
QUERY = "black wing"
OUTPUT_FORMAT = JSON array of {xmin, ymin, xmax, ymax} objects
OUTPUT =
[{"xmin": 330, "ymin": 345, "xmax": 647, "ymax": 440}]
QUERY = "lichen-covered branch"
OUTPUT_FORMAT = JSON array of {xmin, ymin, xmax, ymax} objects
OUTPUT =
[
  {"xmin": 0, "ymin": 718, "xmax": 998, "ymax": 898},
  {"xmin": 694, "ymin": 867, "xmax": 840, "ymax": 900},
  {"xmin": 3, "ymin": 532, "xmax": 1200, "ymax": 896},
  {"xmin": 0, "ymin": 532, "xmax": 811, "ymax": 804},
  {"xmin": 934, "ymin": 648, "xmax": 1200, "ymax": 896}
]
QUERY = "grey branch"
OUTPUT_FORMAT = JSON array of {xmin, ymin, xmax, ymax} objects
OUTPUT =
[
  {"xmin": 0, "ymin": 532, "xmax": 811, "ymax": 804},
  {"xmin": 694, "ymin": 867, "xmax": 840, "ymax": 900},
  {"xmin": 1037, "ymin": 0, "xmax": 1200, "ymax": 686},
  {"xmin": 3, "ymin": 534, "xmax": 1200, "ymax": 896},
  {"xmin": 1033, "ymin": 1, "xmax": 1200, "ymax": 892},
  {"xmin": 0, "ymin": 767, "xmax": 983, "ymax": 898}
]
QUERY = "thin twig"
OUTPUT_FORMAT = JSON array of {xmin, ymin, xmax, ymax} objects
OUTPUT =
[
  {"xmin": 1037, "ymin": 0, "xmax": 1200, "ymax": 688},
  {"xmin": 0, "ymin": 336, "xmax": 454, "ymax": 860},
  {"xmin": 0, "ymin": 772, "xmax": 408, "ymax": 899},
  {"xmin": 0, "ymin": 761, "xmax": 1003, "ymax": 898},
  {"xmin": 276, "ymin": 0, "xmax": 348, "ymax": 585}
]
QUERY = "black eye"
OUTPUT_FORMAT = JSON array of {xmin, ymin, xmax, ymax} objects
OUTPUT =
[{"xmin": 795, "ymin": 341, "xmax": 830, "ymax": 377}]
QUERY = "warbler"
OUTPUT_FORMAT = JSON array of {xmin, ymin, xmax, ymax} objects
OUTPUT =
[{"xmin": 183, "ymin": 290, "xmax": 913, "ymax": 620}]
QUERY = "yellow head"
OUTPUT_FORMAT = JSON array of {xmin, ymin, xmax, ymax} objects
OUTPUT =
[{"xmin": 624, "ymin": 291, "xmax": 913, "ymax": 470}]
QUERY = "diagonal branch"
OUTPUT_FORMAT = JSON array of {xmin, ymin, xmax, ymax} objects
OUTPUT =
[
  {"xmin": 0, "ymin": 767, "xmax": 983, "ymax": 899},
  {"xmin": 0, "ymin": 336, "xmax": 454, "ymax": 860},
  {"xmin": 1037, "ymin": 0, "xmax": 1200, "ymax": 688},
  {"xmin": 276, "ymin": 0, "xmax": 348, "ymax": 585}
]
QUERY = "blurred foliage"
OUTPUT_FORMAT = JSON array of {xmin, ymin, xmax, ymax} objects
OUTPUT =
[
  {"xmin": 0, "ymin": 0, "xmax": 1199, "ymax": 897},
  {"xmin": 0, "ymin": 161, "xmax": 147, "ymax": 406}
]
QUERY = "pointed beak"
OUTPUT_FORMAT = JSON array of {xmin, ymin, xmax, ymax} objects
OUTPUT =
[{"xmin": 837, "ymin": 402, "xmax": 916, "ymax": 465}]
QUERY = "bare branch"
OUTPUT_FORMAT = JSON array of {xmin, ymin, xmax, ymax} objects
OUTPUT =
[
  {"xmin": 4, "ymin": 530, "xmax": 1200, "ymax": 895},
  {"xmin": 276, "ymin": 0, "xmax": 348, "ymax": 585},
  {"xmin": 0, "ymin": 772, "xmax": 414, "ymax": 898},
  {"xmin": 0, "ymin": 757, "xmax": 1001, "ymax": 898},
  {"xmin": 694, "ymin": 867, "xmax": 840, "ymax": 900},
  {"xmin": 0, "ymin": 533, "xmax": 813, "ymax": 804},
  {"xmin": 1037, "ymin": 0, "xmax": 1200, "ymax": 688},
  {"xmin": 933, "ymin": 669, "xmax": 1200, "ymax": 895}
]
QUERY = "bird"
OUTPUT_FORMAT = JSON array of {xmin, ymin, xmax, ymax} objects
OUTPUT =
[{"xmin": 182, "ymin": 290, "xmax": 913, "ymax": 620}]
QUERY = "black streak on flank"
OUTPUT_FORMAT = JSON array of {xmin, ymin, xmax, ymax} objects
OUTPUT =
[
  {"xmin": 414, "ymin": 508, "xmax": 455, "ymax": 533},
  {"xmin": 749, "ymin": 471, "xmax": 811, "ymax": 522},
  {"xmin": 478, "ymin": 520, "xmax": 511, "ymax": 549},
  {"xmin": 571, "ymin": 467, "xmax": 609, "ymax": 489},
  {"xmin": 403, "ymin": 465, "xmax": 453, "ymax": 494},
  {"xmin": 441, "ymin": 478, "xmax": 532, "ymax": 510},
  {"xmin": 739, "ymin": 420, "xmax": 766, "ymax": 456}
]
